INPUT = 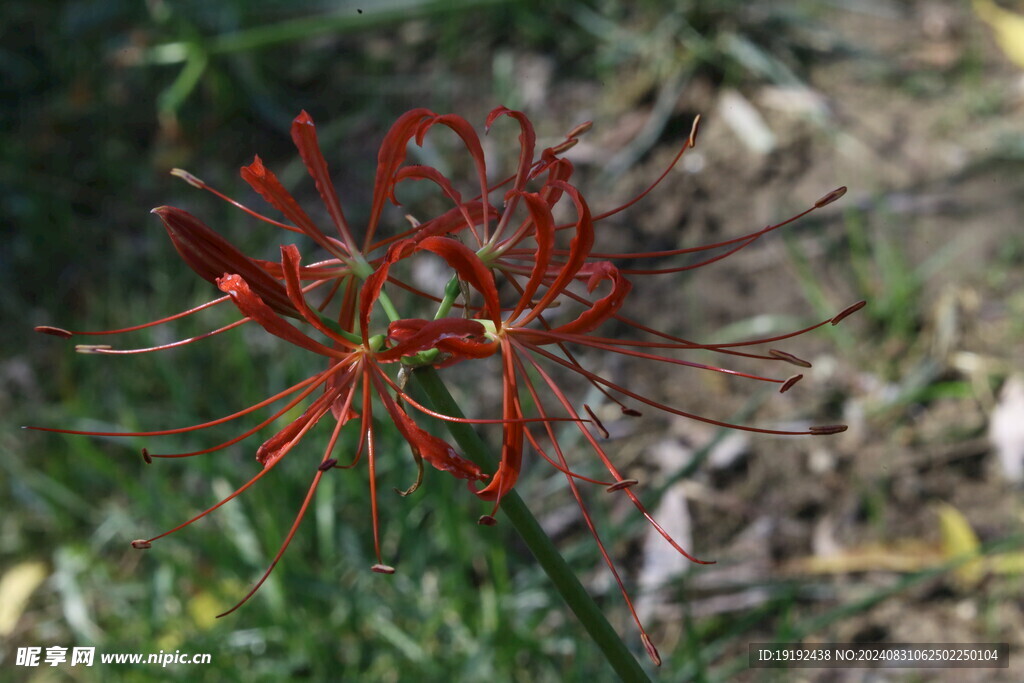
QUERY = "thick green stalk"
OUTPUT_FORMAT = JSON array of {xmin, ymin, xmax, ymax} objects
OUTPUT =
[{"xmin": 412, "ymin": 366, "xmax": 651, "ymax": 682}]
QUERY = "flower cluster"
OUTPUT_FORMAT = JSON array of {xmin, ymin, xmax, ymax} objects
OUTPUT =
[{"xmin": 34, "ymin": 106, "xmax": 860, "ymax": 664}]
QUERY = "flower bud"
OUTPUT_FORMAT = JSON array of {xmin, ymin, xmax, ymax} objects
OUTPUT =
[{"xmin": 152, "ymin": 207, "xmax": 297, "ymax": 317}]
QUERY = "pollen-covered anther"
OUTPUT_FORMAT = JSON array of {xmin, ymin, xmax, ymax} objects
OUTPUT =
[
  {"xmin": 831, "ymin": 300, "xmax": 867, "ymax": 325},
  {"xmin": 370, "ymin": 564, "xmax": 396, "ymax": 574},
  {"xmin": 642, "ymin": 633, "xmax": 663, "ymax": 667},
  {"xmin": 688, "ymin": 114, "xmax": 702, "ymax": 148},
  {"xmin": 548, "ymin": 138, "xmax": 579, "ymax": 155},
  {"xmin": 318, "ymin": 458, "xmax": 338, "ymax": 471},
  {"xmin": 131, "ymin": 540, "xmax": 152, "ymax": 549},
  {"xmin": 75, "ymin": 345, "xmax": 113, "ymax": 353},
  {"xmin": 768, "ymin": 348, "xmax": 812, "ymax": 368},
  {"xmin": 810, "ymin": 424, "xmax": 848, "ymax": 435},
  {"xmin": 814, "ymin": 185, "xmax": 848, "ymax": 208},
  {"xmin": 606, "ymin": 479, "xmax": 638, "ymax": 493},
  {"xmin": 477, "ymin": 515, "xmax": 498, "ymax": 526},
  {"xmin": 170, "ymin": 168, "xmax": 205, "ymax": 189},
  {"xmin": 566, "ymin": 120, "xmax": 593, "ymax": 138},
  {"xmin": 583, "ymin": 404, "xmax": 609, "ymax": 439},
  {"xmin": 142, "ymin": 448, "xmax": 153, "ymax": 464},
  {"xmin": 34, "ymin": 325, "xmax": 73, "ymax": 339},
  {"xmin": 779, "ymin": 374, "xmax": 804, "ymax": 393}
]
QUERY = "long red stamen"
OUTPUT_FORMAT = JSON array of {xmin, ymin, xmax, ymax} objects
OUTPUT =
[
  {"xmin": 216, "ymin": 462, "xmax": 330, "ymax": 618},
  {"xmin": 518, "ymin": 329, "xmax": 789, "ymax": 385},
  {"xmin": 524, "ymin": 340, "xmax": 845, "ymax": 437},
  {"xmin": 520, "ymin": 346, "xmax": 714, "ymax": 565},
  {"xmin": 511, "ymin": 352, "xmax": 666, "ymax": 662},
  {"xmin": 361, "ymin": 363, "xmax": 385, "ymax": 567},
  {"xmin": 145, "ymin": 358, "xmax": 357, "ymax": 458},
  {"xmin": 35, "ymin": 296, "xmax": 232, "ymax": 337},
  {"xmin": 170, "ymin": 168, "xmax": 309, "ymax": 236},
  {"xmin": 25, "ymin": 372, "xmax": 323, "ymax": 438},
  {"xmin": 72, "ymin": 317, "xmax": 249, "ymax": 355}
]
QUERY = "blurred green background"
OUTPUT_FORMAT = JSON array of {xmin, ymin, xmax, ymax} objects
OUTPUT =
[{"xmin": 4, "ymin": 0, "xmax": 1024, "ymax": 680}]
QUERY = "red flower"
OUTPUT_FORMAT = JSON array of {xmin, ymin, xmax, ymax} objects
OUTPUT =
[
  {"xmin": 378, "ymin": 108, "xmax": 862, "ymax": 662},
  {"xmin": 34, "ymin": 105, "xmax": 861, "ymax": 664}
]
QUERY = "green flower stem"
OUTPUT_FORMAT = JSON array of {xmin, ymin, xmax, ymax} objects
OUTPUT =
[
  {"xmin": 412, "ymin": 366, "xmax": 651, "ymax": 683},
  {"xmin": 433, "ymin": 276, "xmax": 463, "ymax": 320},
  {"xmin": 376, "ymin": 290, "xmax": 402, "ymax": 324}
]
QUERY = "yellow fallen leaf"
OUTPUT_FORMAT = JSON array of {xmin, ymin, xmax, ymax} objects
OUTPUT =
[
  {"xmin": 990, "ymin": 552, "xmax": 1024, "ymax": 574},
  {"xmin": 0, "ymin": 561, "xmax": 49, "ymax": 637},
  {"xmin": 936, "ymin": 503, "xmax": 983, "ymax": 588},
  {"xmin": 785, "ymin": 505, "xmax": 1023, "ymax": 587},
  {"xmin": 974, "ymin": 0, "xmax": 1024, "ymax": 69},
  {"xmin": 784, "ymin": 540, "xmax": 943, "ymax": 575}
]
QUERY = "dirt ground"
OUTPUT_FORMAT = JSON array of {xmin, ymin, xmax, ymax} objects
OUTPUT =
[{"xmin": 516, "ymin": 2, "xmax": 1024, "ymax": 679}]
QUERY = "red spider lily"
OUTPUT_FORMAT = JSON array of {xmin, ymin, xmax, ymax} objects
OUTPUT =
[
  {"xmin": 32, "ymin": 103, "xmax": 860, "ymax": 666},
  {"xmin": 31, "ymin": 236, "xmax": 505, "ymax": 614},
  {"xmin": 29, "ymin": 107, "xmax": 588, "ymax": 618},
  {"xmin": 370, "ymin": 108, "xmax": 862, "ymax": 664}
]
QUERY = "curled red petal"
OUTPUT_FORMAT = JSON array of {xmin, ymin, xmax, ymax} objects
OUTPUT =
[
  {"xmin": 217, "ymin": 273, "xmax": 345, "ymax": 358},
  {"xmin": 369, "ymin": 370, "xmax": 486, "ymax": 481},
  {"xmin": 280, "ymin": 244, "xmax": 356, "ymax": 349},
  {"xmin": 394, "ymin": 165, "xmax": 478, "ymax": 238},
  {"xmin": 474, "ymin": 342, "xmax": 523, "ymax": 502},
  {"xmin": 507, "ymin": 192, "xmax": 555, "ymax": 323},
  {"xmin": 240, "ymin": 156, "xmax": 344, "ymax": 258},
  {"xmin": 153, "ymin": 207, "xmax": 297, "ymax": 317},
  {"xmin": 290, "ymin": 111, "xmax": 356, "ymax": 249},
  {"xmin": 486, "ymin": 106, "xmax": 536, "ymax": 195},
  {"xmin": 549, "ymin": 262, "xmax": 632, "ymax": 337},
  {"xmin": 365, "ymin": 108, "xmax": 435, "ymax": 247},
  {"xmin": 414, "ymin": 236, "xmax": 501, "ymax": 326},
  {"xmin": 395, "ymin": 165, "xmax": 463, "ymax": 205},
  {"xmin": 409, "ymin": 201, "xmax": 499, "ymax": 243},
  {"xmin": 379, "ymin": 318, "xmax": 495, "ymax": 362},
  {"xmin": 358, "ymin": 240, "xmax": 416, "ymax": 343},
  {"xmin": 415, "ymin": 113, "xmax": 491, "ymax": 240},
  {"xmin": 516, "ymin": 181, "xmax": 594, "ymax": 326},
  {"xmin": 255, "ymin": 389, "xmax": 335, "ymax": 468}
]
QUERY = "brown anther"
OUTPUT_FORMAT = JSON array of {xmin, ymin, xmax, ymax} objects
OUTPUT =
[
  {"xmin": 370, "ymin": 564, "xmax": 396, "ymax": 574},
  {"xmin": 318, "ymin": 458, "xmax": 338, "ymax": 471},
  {"xmin": 621, "ymin": 407, "xmax": 642, "ymax": 417},
  {"xmin": 75, "ymin": 345, "xmax": 113, "ymax": 353},
  {"xmin": 548, "ymin": 138, "xmax": 579, "ymax": 155},
  {"xmin": 566, "ymin": 120, "xmax": 593, "ymax": 138},
  {"xmin": 34, "ymin": 325, "xmax": 73, "ymax": 339},
  {"xmin": 170, "ymin": 168, "xmax": 205, "ymax": 188},
  {"xmin": 642, "ymin": 633, "xmax": 663, "ymax": 667},
  {"xmin": 768, "ymin": 348, "xmax": 812, "ymax": 368},
  {"xmin": 477, "ymin": 515, "xmax": 498, "ymax": 526},
  {"xmin": 142, "ymin": 448, "xmax": 153, "ymax": 464},
  {"xmin": 814, "ymin": 185, "xmax": 847, "ymax": 208},
  {"xmin": 810, "ymin": 424, "xmax": 848, "ymax": 435},
  {"xmin": 831, "ymin": 300, "xmax": 866, "ymax": 325},
  {"xmin": 606, "ymin": 479, "xmax": 638, "ymax": 492},
  {"xmin": 583, "ymin": 404, "xmax": 609, "ymax": 439},
  {"xmin": 688, "ymin": 114, "xmax": 702, "ymax": 148},
  {"xmin": 779, "ymin": 374, "xmax": 803, "ymax": 393},
  {"xmin": 131, "ymin": 540, "xmax": 152, "ymax": 549}
]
